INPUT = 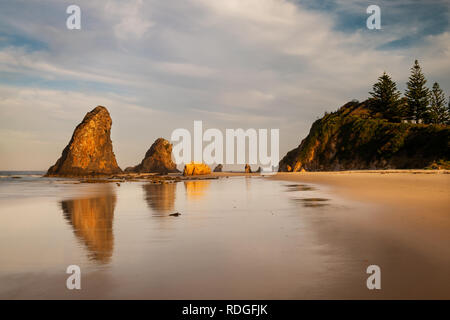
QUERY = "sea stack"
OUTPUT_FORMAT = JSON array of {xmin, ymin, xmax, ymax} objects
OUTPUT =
[
  {"xmin": 245, "ymin": 164, "xmax": 252, "ymax": 173},
  {"xmin": 46, "ymin": 106, "xmax": 122, "ymax": 177},
  {"xmin": 125, "ymin": 138, "xmax": 178, "ymax": 174}
]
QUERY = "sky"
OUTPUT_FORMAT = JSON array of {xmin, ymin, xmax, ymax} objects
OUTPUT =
[{"xmin": 0, "ymin": 0, "xmax": 449, "ymax": 170}]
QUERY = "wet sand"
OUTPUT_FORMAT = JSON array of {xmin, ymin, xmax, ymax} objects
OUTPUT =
[
  {"xmin": 0, "ymin": 172, "xmax": 449, "ymax": 299},
  {"xmin": 272, "ymin": 171, "xmax": 450, "ymax": 299},
  {"xmin": 272, "ymin": 170, "xmax": 450, "ymax": 215}
]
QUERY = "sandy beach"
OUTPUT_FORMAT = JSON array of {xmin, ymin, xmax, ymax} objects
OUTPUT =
[
  {"xmin": 272, "ymin": 170, "xmax": 450, "ymax": 214},
  {"xmin": 271, "ymin": 170, "xmax": 450, "ymax": 299},
  {"xmin": 0, "ymin": 171, "xmax": 449, "ymax": 299}
]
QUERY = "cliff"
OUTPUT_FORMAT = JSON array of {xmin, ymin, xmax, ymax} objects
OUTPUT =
[{"xmin": 279, "ymin": 100, "xmax": 450, "ymax": 171}]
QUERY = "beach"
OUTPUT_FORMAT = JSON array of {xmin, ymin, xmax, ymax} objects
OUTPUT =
[
  {"xmin": 0, "ymin": 171, "xmax": 449, "ymax": 299},
  {"xmin": 272, "ymin": 170, "xmax": 450, "ymax": 298},
  {"xmin": 272, "ymin": 170, "xmax": 450, "ymax": 215}
]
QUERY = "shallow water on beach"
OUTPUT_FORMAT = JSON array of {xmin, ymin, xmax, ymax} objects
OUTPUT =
[{"xmin": 0, "ymin": 174, "xmax": 449, "ymax": 299}]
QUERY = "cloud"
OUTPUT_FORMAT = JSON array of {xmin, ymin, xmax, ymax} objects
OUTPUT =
[
  {"xmin": 0, "ymin": 0, "xmax": 449, "ymax": 170},
  {"xmin": 155, "ymin": 62, "xmax": 217, "ymax": 78},
  {"xmin": 104, "ymin": 0, "xmax": 154, "ymax": 39}
]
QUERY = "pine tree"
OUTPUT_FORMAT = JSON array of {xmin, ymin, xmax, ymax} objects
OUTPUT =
[
  {"xmin": 447, "ymin": 96, "xmax": 450, "ymax": 125},
  {"xmin": 427, "ymin": 83, "xmax": 448, "ymax": 124},
  {"xmin": 369, "ymin": 72, "xmax": 402, "ymax": 122},
  {"xmin": 405, "ymin": 60, "xmax": 429, "ymax": 123}
]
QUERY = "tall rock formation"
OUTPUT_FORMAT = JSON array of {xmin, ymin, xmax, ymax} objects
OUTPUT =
[
  {"xmin": 279, "ymin": 100, "xmax": 450, "ymax": 171},
  {"xmin": 47, "ymin": 106, "xmax": 122, "ymax": 176},
  {"xmin": 245, "ymin": 164, "xmax": 252, "ymax": 173},
  {"xmin": 126, "ymin": 138, "xmax": 178, "ymax": 174}
]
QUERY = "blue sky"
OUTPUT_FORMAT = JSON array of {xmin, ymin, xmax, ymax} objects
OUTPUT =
[
  {"xmin": 299, "ymin": 0, "xmax": 449, "ymax": 37},
  {"xmin": 0, "ymin": 0, "xmax": 449, "ymax": 170}
]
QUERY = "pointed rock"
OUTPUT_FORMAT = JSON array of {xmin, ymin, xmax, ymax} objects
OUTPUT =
[
  {"xmin": 46, "ymin": 106, "xmax": 122, "ymax": 177},
  {"xmin": 213, "ymin": 164, "xmax": 223, "ymax": 172},
  {"xmin": 245, "ymin": 164, "xmax": 252, "ymax": 173},
  {"xmin": 126, "ymin": 138, "xmax": 178, "ymax": 174}
]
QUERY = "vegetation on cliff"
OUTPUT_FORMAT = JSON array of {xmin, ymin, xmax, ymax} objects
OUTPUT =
[{"xmin": 279, "ymin": 101, "xmax": 449, "ymax": 171}]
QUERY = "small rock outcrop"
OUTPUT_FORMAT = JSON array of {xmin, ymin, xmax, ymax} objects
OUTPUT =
[
  {"xmin": 169, "ymin": 212, "xmax": 181, "ymax": 217},
  {"xmin": 47, "ymin": 106, "xmax": 122, "ymax": 176},
  {"xmin": 245, "ymin": 164, "xmax": 252, "ymax": 173},
  {"xmin": 183, "ymin": 163, "xmax": 211, "ymax": 176},
  {"xmin": 213, "ymin": 164, "xmax": 223, "ymax": 172},
  {"xmin": 126, "ymin": 138, "xmax": 178, "ymax": 174}
]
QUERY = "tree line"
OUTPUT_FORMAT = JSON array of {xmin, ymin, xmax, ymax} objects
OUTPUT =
[{"xmin": 369, "ymin": 60, "xmax": 449, "ymax": 125}]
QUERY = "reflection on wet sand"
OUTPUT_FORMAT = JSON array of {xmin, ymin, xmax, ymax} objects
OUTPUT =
[
  {"xmin": 294, "ymin": 197, "xmax": 330, "ymax": 208},
  {"xmin": 184, "ymin": 180, "xmax": 210, "ymax": 200},
  {"xmin": 143, "ymin": 183, "xmax": 176, "ymax": 215},
  {"xmin": 61, "ymin": 189, "xmax": 116, "ymax": 263},
  {"xmin": 2, "ymin": 175, "xmax": 450, "ymax": 299},
  {"xmin": 284, "ymin": 184, "xmax": 316, "ymax": 192}
]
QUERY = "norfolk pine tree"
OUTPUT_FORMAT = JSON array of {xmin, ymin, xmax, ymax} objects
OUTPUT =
[
  {"xmin": 427, "ymin": 82, "xmax": 449, "ymax": 125},
  {"xmin": 447, "ymin": 96, "xmax": 450, "ymax": 125},
  {"xmin": 369, "ymin": 72, "xmax": 402, "ymax": 122},
  {"xmin": 405, "ymin": 60, "xmax": 429, "ymax": 123}
]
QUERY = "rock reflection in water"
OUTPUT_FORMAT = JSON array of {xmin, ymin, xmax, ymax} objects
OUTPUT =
[
  {"xmin": 143, "ymin": 183, "xmax": 177, "ymax": 215},
  {"xmin": 60, "ymin": 188, "xmax": 116, "ymax": 263},
  {"xmin": 284, "ymin": 184, "xmax": 316, "ymax": 192},
  {"xmin": 184, "ymin": 180, "xmax": 210, "ymax": 200}
]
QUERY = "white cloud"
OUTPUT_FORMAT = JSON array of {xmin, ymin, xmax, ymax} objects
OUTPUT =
[
  {"xmin": 155, "ymin": 62, "xmax": 217, "ymax": 78},
  {"xmin": 105, "ymin": 0, "xmax": 154, "ymax": 39},
  {"xmin": 0, "ymin": 0, "xmax": 448, "ymax": 169}
]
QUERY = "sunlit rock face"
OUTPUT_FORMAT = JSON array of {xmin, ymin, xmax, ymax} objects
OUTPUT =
[
  {"xmin": 46, "ymin": 106, "xmax": 122, "ymax": 176},
  {"xmin": 183, "ymin": 162, "xmax": 211, "ymax": 176},
  {"xmin": 60, "ymin": 191, "xmax": 116, "ymax": 263},
  {"xmin": 126, "ymin": 138, "xmax": 178, "ymax": 174}
]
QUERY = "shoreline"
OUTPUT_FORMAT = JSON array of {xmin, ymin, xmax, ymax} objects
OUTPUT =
[{"xmin": 5, "ymin": 168, "xmax": 450, "ymax": 213}]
